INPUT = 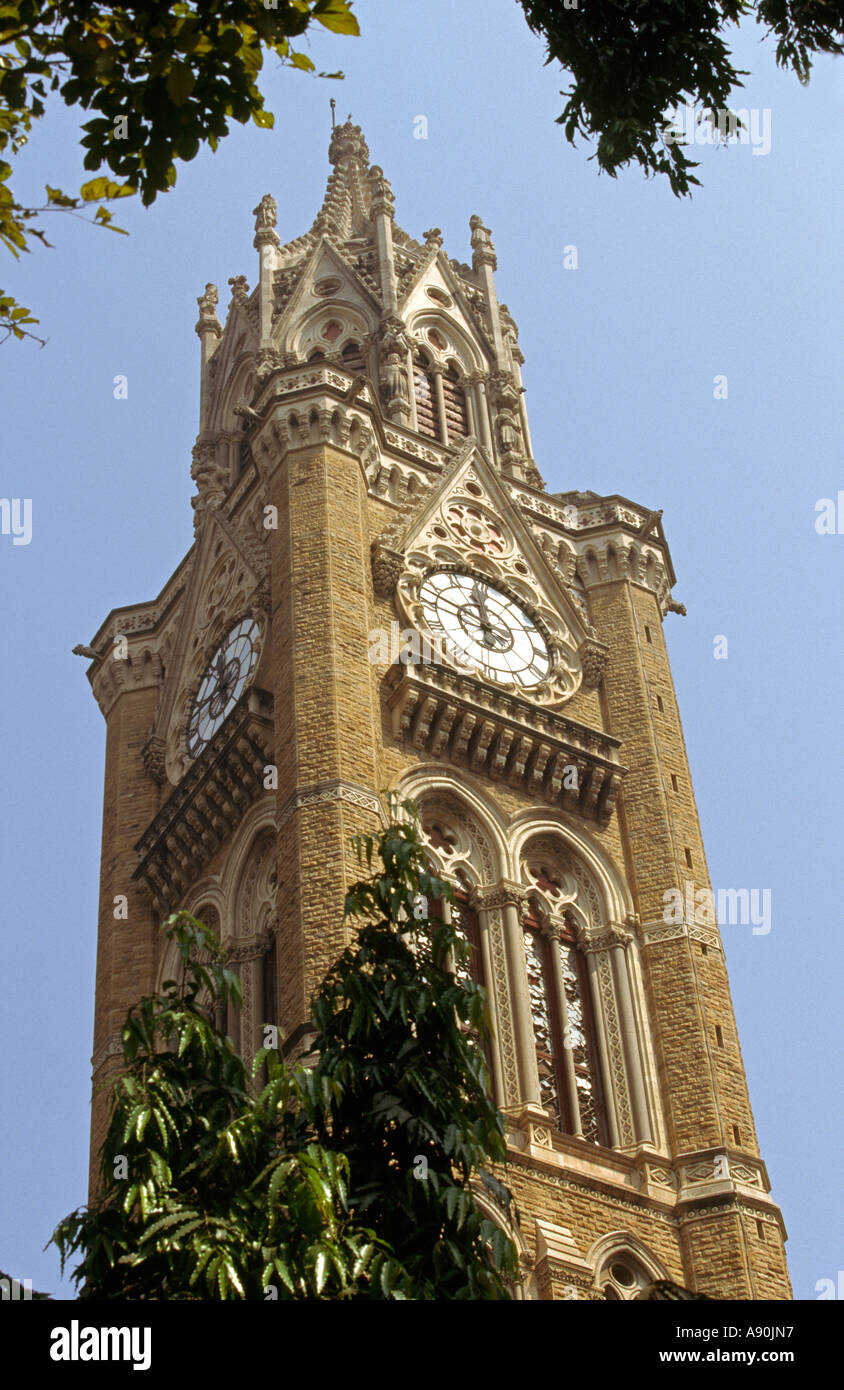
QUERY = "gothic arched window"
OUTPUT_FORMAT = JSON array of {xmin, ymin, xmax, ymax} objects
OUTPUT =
[
  {"xmin": 522, "ymin": 894, "xmax": 606, "ymax": 1146},
  {"xmin": 451, "ymin": 875, "xmax": 484, "ymax": 990},
  {"xmin": 413, "ymin": 352, "xmax": 441, "ymax": 440},
  {"xmin": 451, "ymin": 877, "xmax": 495, "ymax": 1092},
  {"xmin": 598, "ymin": 1252, "xmax": 651, "ymax": 1300},
  {"xmin": 442, "ymin": 363, "xmax": 469, "ymax": 441}
]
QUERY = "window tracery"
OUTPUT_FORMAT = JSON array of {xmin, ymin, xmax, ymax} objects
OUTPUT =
[
  {"xmin": 521, "ymin": 857, "xmax": 607, "ymax": 1145},
  {"xmin": 597, "ymin": 1252, "xmax": 652, "ymax": 1300}
]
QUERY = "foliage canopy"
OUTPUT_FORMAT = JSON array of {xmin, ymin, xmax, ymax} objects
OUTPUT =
[
  {"xmin": 517, "ymin": 0, "xmax": 844, "ymax": 195},
  {"xmin": 0, "ymin": 0, "xmax": 358, "ymax": 341},
  {"xmin": 52, "ymin": 799, "xmax": 518, "ymax": 1299}
]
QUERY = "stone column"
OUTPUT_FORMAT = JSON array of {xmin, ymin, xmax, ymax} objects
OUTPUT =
[
  {"xmin": 582, "ymin": 943, "xmax": 622, "ymax": 1148},
  {"xmin": 510, "ymin": 340, "xmax": 535, "ymax": 462},
  {"xmin": 87, "ymin": 662, "xmax": 165, "ymax": 1200},
  {"xmin": 472, "ymin": 373, "xmax": 494, "ymax": 454},
  {"xmin": 431, "ymin": 363, "xmax": 447, "ymax": 445},
  {"xmin": 406, "ymin": 346, "xmax": 418, "ymax": 433},
  {"xmin": 369, "ymin": 166, "xmax": 398, "ymax": 314},
  {"xmin": 255, "ymin": 405, "xmax": 382, "ymax": 1044},
  {"xmin": 609, "ymin": 928, "xmax": 653, "ymax": 1145},
  {"xmin": 477, "ymin": 883, "xmax": 541, "ymax": 1109},
  {"xmin": 446, "ymin": 892, "xmax": 506, "ymax": 1109},
  {"xmin": 470, "ymin": 214, "xmax": 506, "ymax": 369},
  {"xmin": 194, "ymin": 284, "xmax": 222, "ymax": 432},
  {"xmin": 545, "ymin": 923, "xmax": 583, "ymax": 1138},
  {"xmin": 252, "ymin": 194, "xmax": 281, "ymax": 364}
]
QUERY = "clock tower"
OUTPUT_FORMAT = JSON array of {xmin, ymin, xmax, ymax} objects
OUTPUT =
[{"xmin": 83, "ymin": 120, "xmax": 790, "ymax": 1299}]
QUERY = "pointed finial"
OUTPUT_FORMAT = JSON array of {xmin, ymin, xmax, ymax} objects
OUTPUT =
[
  {"xmin": 470, "ymin": 214, "xmax": 497, "ymax": 270},
  {"xmin": 328, "ymin": 118, "xmax": 369, "ymax": 168},
  {"xmin": 330, "ymin": 97, "xmax": 336, "ymax": 129}
]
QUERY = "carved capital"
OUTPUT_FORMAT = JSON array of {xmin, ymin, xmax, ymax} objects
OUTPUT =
[
  {"xmin": 255, "ymin": 346, "xmax": 280, "ymax": 381},
  {"xmin": 226, "ymin": 930, "xmax": 274, "ymax": 965},
  {"xmin": 578, "ymin": 637, "xmax": 610, "ymax": 691},
  {"xmin": 249, "ymin": 578, "xmax": 271, "ymax": 620},
  {"xmin": 473, "ymin": 880, "xmax": 528, "ymax": 914},
  {"xmin": 142, "ymin": 735, "xmax": 167, "ymax": 785},
  {"xmin": 581, "ymin": 923, "xmax": 633, "ymax": 954},
  {"xmin": 488, "ymin": 370, "xmax": 519, "ymax": 411},
  {"xmin": 371, "ymin": 543, "xmax": 404, "ymax": 598}
]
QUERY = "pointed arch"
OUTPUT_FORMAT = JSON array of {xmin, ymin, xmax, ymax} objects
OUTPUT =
[
  {"xmin": 508, "ymin": 813, "xmax": 659, "ymax": 1152},
  {"xmin": 586, "ymin": 1232, "xmax": 672, "ymax": 1299}
]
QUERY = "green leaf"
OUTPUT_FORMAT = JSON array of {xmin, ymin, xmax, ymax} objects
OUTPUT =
[
  {"xmin": 79, "ymin": 177, "xmax": 135, "ymax": 202},
  {"xmin": 166, "ymin": 63, "xmax": 196, "ymax": 106},
  {"xmin": 314, "ymin": 1, "xmax": 360, "ymax": 36}
]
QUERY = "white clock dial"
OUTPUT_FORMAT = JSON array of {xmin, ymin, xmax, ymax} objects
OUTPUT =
[
  {"xmin": 418, "ymin": 570, "xmax": 551, "ymax": 688},
  {"xmin": 187, "ymin": 617, "xmax": 260, "ymax": 757}
]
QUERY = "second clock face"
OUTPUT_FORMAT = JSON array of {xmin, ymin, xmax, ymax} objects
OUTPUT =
[
  {"xmin": 418, "ymin": 570, "xmax": 551, "ymax": 687},
  {"xmin": 187, "ymin": 617, "xmax": 260, "ymax": 757}
]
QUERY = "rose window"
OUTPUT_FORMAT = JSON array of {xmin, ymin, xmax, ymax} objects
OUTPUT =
[{"xmin": 444, "ymin": 501, "xmax": 507, "ymax": 555}]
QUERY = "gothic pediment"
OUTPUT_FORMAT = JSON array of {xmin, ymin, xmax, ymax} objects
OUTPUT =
[
  {"xmin": 400, "ymin": 248, "xmax": 493, "ymax": 363},
  {"xmin": 272, "ymin": 237, "xmax": 381, "ymax": 358},
  {"xmin": 205, "ymin": 283, "xmax": 260, "ymax": 433},
  {"xmin": 371, "ymin": 442, "xmax": 607, "ymax": 705}
]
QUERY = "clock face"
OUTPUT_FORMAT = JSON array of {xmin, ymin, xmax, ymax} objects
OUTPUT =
[
  {"xmin": 187, "ymin": 617, "xmax": 260, "ymax": 757},
  {"xmin": 418, "ymin": 571, "xmax": 551, "ymax": 687}
]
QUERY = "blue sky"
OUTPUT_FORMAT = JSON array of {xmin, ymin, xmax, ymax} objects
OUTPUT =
[{"xmin": 1, "ymin": 0, "xmax": 841, "ymax": 1298}]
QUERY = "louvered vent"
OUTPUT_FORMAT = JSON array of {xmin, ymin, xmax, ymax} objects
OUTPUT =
[
  {"xmin": 413, "ymin": 357, "xmax": 441, "ymax": 439},
  {"xmin": 341, "ymin": 340, "xmax": 366, "ymax": 372},
  {"xmin": 442, "ymin": 365, "xmax": 469, "ymax": 440}
]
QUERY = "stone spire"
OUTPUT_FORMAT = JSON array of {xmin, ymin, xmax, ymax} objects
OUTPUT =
[{"xmin": 310, "ymin": 117, "xmax": 376, "ymax": 241}]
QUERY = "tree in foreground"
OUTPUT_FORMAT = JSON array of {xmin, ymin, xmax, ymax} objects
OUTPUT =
[
  {"xmin": 518, "ymin": 0, "xmax": 844, "ymax": 195},
  {"xmin": 52, "ymin": 798, "xmax": 517, "ymax": 1299},
  {"xmin": 0, "ymin": 0, "xmax": 359, "ymax": 342},
  {"xmin": 299, "ymin": 800, "xmax": 518, "ymax": 1298}
]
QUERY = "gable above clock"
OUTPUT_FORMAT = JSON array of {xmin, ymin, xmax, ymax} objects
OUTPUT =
[{"xmin": 371, "ymin": 441, "xmax": 608, "ymax": 705}]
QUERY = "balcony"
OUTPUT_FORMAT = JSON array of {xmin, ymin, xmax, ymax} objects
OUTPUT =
[
  {"xmin": 134, "ymin": 688, "xmax": 274, "ymax": 912},
  {"xmin": 384, "ymin": 663, "xmax": 625, "ymax": 823}
]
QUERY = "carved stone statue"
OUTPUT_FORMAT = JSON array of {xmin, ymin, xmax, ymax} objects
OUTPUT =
[
  {"xmin": 195, "ymin": 283, "xmax": 222, "ymax": 341},
  {"xmin": 252, "ymin": 194, "xmax": 277, "ymax": 230},
  {"xmin": 228, "ymin": 274, "xmax": 250, "ymax": 304},
  {"xmin": 196, "ymin": 283, "xmax": 218, "ymax": 317},
  {"xmin": 381, "ymin": 350, "xmax": 408, "ymax": 405},
  {"xmin": 496, "ymin": 407, "xmax": 521, "ymax": 454}
]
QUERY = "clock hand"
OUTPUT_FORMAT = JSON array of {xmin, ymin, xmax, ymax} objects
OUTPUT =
[
  {"xmin": 470, "ymin": 582, "xmax": 491, "ymax": 627},
  {"xmin": 481, "ymin": 624, "xmax": 509, "ymax": 650}
]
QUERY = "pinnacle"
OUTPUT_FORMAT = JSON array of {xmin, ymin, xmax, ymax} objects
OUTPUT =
[{"xmin": 328, "ymin": 117, "xmax": 370, "ymax": 169}]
